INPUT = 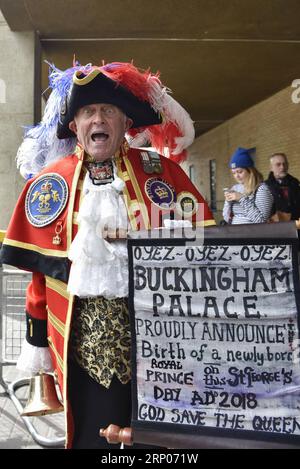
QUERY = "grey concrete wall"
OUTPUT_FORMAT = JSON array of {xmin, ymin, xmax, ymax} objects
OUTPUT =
[{"xmin": 0, "ymin": 11, "xmax": 34, "ymax": 229}]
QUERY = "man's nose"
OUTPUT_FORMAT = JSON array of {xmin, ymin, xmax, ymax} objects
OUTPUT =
[{"xmin": 93, "ymin": 110, "xmax": 106, "ymax": 123}]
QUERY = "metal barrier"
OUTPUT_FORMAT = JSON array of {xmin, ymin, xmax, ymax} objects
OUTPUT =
[
  {"xmin": 0, "ymin": 259, "xmax": 65, "ymax": 448},
  {"xmin": 1, "ymin": 269, "xmax": 28, "ymax": 364}
]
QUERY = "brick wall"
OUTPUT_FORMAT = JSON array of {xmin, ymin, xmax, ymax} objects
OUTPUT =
[{"xmin": 183, "ymin": 85, "xmax": 300, "ymax": 222}]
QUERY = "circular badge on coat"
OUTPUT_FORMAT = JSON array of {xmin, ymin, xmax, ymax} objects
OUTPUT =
[
  {"xmin": 145, "ymin": 177, "xmax": 176, "ymax": 209},
  {"xmin": 175, "ymin": 191, "xmax": 198, "ymax": 217},
  {"xmin": 25, "ymin": 173, "xmax": 69, "ymax": 227}
]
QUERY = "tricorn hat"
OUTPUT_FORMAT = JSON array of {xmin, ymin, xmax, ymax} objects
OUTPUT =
[{"xmin": 57, "ymin": 68, "xmax": 163, "ymax": 139}]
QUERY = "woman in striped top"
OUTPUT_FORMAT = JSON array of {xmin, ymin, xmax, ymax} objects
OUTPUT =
[{"xmin": 222, "ymin": 147, "xmax": 274, "ymax": 225}]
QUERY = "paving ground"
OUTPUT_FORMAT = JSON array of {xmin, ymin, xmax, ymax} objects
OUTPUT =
[{"xmin": 0, "ymin": 363, "xmax": 65, "ymax": 449}]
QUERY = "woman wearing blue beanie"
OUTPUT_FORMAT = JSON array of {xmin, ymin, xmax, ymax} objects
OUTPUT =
[{"xmin": 222, "ymin": 147, "xmax": 274, "ymax": 224}]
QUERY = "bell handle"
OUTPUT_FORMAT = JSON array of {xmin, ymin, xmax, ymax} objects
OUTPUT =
[{"xmin": 99, "ymin": 424, "xmax": 133, "ymax": 446}]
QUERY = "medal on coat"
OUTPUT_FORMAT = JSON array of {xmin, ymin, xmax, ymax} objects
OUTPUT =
[
  {"xmin": 140, "ymin": 151, "xmax": 163, "ymax": 174},
  {"xmin": 85, "ymin": 160, "xmax": 114, "ymax": 185},
  {"xmin": 52, "ymin": 220, "xmax": 63, "ymax": 245}
]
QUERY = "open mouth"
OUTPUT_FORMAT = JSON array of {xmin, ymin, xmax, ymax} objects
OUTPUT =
[{"xmin": 91, "ymin": 132, "xmax": 109, "ymax": 142}]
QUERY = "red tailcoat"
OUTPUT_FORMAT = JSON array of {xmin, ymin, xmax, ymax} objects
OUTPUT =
[{"xmin": 1, "ymin": 145, "xmax": 215, "ymax": 446}]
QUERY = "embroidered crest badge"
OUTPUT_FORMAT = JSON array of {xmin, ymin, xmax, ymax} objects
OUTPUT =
[
  {"xmin": 85, "ymin": 160, "xmax": 114, "ymax": 185},
  {"xmin": 25, "ymin": 173, "xmax": 69, "ymax": 227},
  {"xmin": 145, "ymin": 177, "xmax": 176, "ymax": 209},
  {"xmin": 175, "ymin": 191, "xmax": 198, "ymax": 217}
]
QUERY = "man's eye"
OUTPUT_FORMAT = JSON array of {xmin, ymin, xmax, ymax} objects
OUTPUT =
[{"xmin": 104, "ymin": 107, "xmax": 115, "ymax": 115}]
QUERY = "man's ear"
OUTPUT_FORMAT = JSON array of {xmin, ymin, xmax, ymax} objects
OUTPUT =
[
  {"xmin": 69, "ymin": 120, "xmax": 77, "ymax": 135},
  {"xmin": 125, "ymin": 117, "xmax": 133, "ymax": 132}
]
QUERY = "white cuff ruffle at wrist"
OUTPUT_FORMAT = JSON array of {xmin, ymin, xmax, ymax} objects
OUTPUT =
[{"xmin": 16, "ymin": 340, "xmax": 54, "ymax": 375}]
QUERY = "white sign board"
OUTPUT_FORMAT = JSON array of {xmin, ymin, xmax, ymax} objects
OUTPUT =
[{"xmin": 128, "ymin": 231, "xmax": 300, "ymax": 445}]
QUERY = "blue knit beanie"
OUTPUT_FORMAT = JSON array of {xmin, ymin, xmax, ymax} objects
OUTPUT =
[{"xmin": 229, "ymin": 147, "xmax": 255, "ymax": 169}]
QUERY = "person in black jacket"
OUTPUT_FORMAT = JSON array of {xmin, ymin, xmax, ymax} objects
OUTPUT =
[{"xmin": 265, "ymin": 152, "xmax": 300, "ymax": 221}]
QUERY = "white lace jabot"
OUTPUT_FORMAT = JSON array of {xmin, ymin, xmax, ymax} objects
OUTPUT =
[{"xmin": 67, "ymin": 165, "xmax": 129, "ymax": 299}]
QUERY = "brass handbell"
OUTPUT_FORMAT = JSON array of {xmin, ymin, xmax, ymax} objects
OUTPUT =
[{"xmin": 21, "ymin": 371, "xmax": 64, "ymax": 417}]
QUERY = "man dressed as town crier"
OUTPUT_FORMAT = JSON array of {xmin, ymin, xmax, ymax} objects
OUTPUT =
[{"xmin": 0, "ymin": 60, "xmax": 215, "ymax": 448}]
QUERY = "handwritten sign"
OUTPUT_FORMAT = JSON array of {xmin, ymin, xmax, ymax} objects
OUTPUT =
[{"xmin": 128, "ymin": 225, "xmax": 300, "ymax": 446}]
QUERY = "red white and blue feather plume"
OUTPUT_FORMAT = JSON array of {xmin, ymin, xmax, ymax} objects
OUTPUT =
[
  {"xmin": 16, "ymin": 61, "xmax": 90, "ymax": 179},
  {"xmin": 100, "ymin": 62, "xmax": 195, "ymax": 162}
]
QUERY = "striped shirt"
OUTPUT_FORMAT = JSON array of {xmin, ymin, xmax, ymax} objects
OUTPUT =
[{"xmin": 222, "ymin": 182, "xmax": 274, "ymax": 225}]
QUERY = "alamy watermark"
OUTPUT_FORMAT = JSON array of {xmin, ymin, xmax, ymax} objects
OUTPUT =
[
  {"xmin": 101, "ymin": 196, "xmax": 205, "ymax": 246},
  {"xmin": 291, "ymin": 79, "xmax": 300, "ymax": 104}
]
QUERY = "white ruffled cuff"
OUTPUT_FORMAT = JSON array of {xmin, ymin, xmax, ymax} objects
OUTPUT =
[{"xmin": 16, "ymin": 340, "xmax": 54, "ymax": 375}]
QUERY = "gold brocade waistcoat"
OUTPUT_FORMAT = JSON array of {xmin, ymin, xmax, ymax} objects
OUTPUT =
[{"xmin": 69, "ymin": 296, "xmax": 131, "ymax": 388}]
